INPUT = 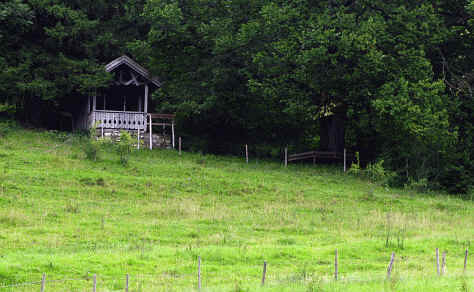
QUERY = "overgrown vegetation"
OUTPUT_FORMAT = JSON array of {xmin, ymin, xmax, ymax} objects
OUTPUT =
[
  {"xmin": 0, "ymin": 128, "xmax": 472, "ymax": 291},
  {"xmin": 83, "ymin": 126, "xmax": 101, "ymax": 161},
  {"xmin": 117, "ymin": 130, "xmax": 134, "ymax": 165}
]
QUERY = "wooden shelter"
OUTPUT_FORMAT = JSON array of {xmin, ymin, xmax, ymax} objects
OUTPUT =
[{"xmin": 76, "ymin": 55, "xmax": 175, "ymax": 149}]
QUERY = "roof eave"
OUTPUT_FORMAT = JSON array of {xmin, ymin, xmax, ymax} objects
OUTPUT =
[{"xmin": 105, "ymin": 56, "xmax": 161, "ymax": 88}]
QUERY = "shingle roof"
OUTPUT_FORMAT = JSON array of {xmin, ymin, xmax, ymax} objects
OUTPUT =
[{"xmin": 105, "ymin": 55, "xmax": 161, "ymax": 88}]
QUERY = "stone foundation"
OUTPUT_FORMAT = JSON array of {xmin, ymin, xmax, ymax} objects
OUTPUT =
[{"xmin": 95, "ymin": 128, "xmax": 172, "ymax": 149}]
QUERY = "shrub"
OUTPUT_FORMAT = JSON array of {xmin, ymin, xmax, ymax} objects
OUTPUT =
[
  {"xmin": 405, "ymin": 178, "xmax": 429, "ymax": 193},
  {"xmin": 84, "ymin": 125, "xmax": 102, "ymax": 161},
  {"xmin": 365, "ymin": 159, "xmax": 388, "ymax": 182},
  {"xmin": 348, "ymin": 152, "xmax": 362, "ymax": 176},
  {"xmin": 117, "ymin": 130, "xmax": 133, "ymax": 165},
  {"xmin": 0, "ymin": 120, "xmax": 18, "ymax": 137},
  {"xmin": 349, "ymin": 153, "xmax": 395, "ymax": 185}
]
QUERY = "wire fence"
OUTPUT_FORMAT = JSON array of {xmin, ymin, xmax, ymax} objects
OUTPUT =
[{"xmin": 0, "ymin": 248, "xmax": 470, "ymax": 291}]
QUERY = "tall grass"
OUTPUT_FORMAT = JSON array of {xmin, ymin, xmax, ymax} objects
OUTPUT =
[{"xmin": 0, "ymin": 126, "xmax": 472, "ymax": 291}]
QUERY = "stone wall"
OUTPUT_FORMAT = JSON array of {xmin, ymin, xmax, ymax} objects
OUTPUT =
[{"xmin": 95, "ymin": 129, "xmax": 172, "ymax": 149}]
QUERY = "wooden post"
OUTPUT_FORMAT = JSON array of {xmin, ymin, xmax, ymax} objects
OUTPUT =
[
  {"xmin": 436, "ymin": 248, "xmax": 440, "ymax": 276},
  {"xmin": 343, "ymin": 148, "xmax": 347, "ymax": 172},
  {"xmin": 172, "ymin": 121, "xmax": 175, "ymax": 149},
  {"xmin": 144, "ymin": 84, "xmax": 148, "ymax": 113},
  {"xmin": 179, "ymin": 137, "xmax": 182, "ymax": 156},
  {"xmin": 137, "ymin": 129, "xmax": 140, "ymax": 150},
  {"xmin": 334, "ymin": 249, "xmax": 338, "ymax": 280},
  {"xmin": 198, "ymin": 256, "xmax": 201, "ymax": 291},
  {"xmin": 93, "ymin": 95, "xmax": 96, "ymax": 111},
  {"xmin": 284, "ymin": 147, "xmax": 288, "ymax": 167},
  {"xmin": 387, "ymin": 252, "xmax": 395, "ymax": 279},
  {"xmin": 245, "ymin": 144, "xmax": 248, "ymax": 164},
  {"xmin": 93, "ymin": 274, "xmax": 97, "ymax": 292},
  {"xmin": 441, "ymin": 251, "xmax": 446, "ymax": 275},
  {"xmin": 40, "ymin": 273, "xmax": 46, "ymax": 292},
  {"xmin": 149, "ymin": 115, "xmax": 152, "ymax": 150},
  {"xmin": 125, "ymin": 274, "xmax": 129, "ymax": 292},
  {"xmin": 464, "ymin": 249, "xmax": 469, "ymax": 274},
  {"xmin": 261, "ymin": 261, "xmax": 267, "ymax": 286},
  {"xmin": 101, "ymin": 127, "xmax": 104, "ymax": 139}
]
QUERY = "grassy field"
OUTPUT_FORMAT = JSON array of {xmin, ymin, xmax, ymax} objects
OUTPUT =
[{"xmin": 0, "ymin": 125, "xmax": 472, "ymax": 291}]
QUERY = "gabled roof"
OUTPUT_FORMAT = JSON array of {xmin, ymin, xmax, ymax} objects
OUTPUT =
[{"xmin": 105, "ymin": 55, "xmax": 161, "ymax": 88}]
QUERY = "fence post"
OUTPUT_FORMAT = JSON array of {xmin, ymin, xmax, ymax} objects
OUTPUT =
[
  {"xmin": 198, "ymin": 256, "xmax": 201, "ymax": 291},
  {"xmin": 40, "ymin": 273, "xmax": 46, "ymax": 292},
  {"xmin": 465, "ymin": 249, "xmax": 469, "ymax": 274},
  {"xmin": 261, "ymin": 261, "xmax": 267, "ymax": 286},
  {"xmin": 137, "ymin": 129, "xmax": 140, "ymax": 150},
  {"xmin": 441, "ymin": 252, "xmax": 446, "ymax": 275},
  {"xmin": 125, "ymin": 274, "xmax": 129, "ymax": 292},
  {"xmin": 387, "ymin": 252, "xmax": 395, "ymax": 279},
  {"xmin": 245, "ymin": 144, "xmax": 248, "ymax": 164},
  {"xmin": 149, "ymin": 114, "xmax": 152, "ymax": 150},
  {"xmin": 436, "ymin": 248, "xmax": 440, "ymax": 276},
  {"xmin": 93, "ymin": 274, "xmax": 97, "ymax": 292},
  {"xmin": 334, "ymin": 249, "xmax": 338, "ymax": 280},
  {"xmin": 172, "ymin": 121, "xmax": 175, "ymax": 149},
  {"xmin": 343, "ymin": 148, "xmax": 346, "ymax": 172},
  {"xmin": 179, "ymin": 137, "xmax": 182, "ymax": 156},
  {"xmin": 284, "ymin": 147, "xmax": 288, "ymax": 168}
]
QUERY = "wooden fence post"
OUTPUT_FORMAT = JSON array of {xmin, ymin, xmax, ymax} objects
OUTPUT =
[
  {"xmin": 149, "ymin": 115, "xmax": 152, "ymax": 150},
  {"xmin": 40, "ymin": 273, "xmax": 46, "ymax": 292},
  {"xmin": 198, "ymin": 256, "xmax": 201, "ymax": 291},
  {"xmin": 125, "ymin": 274, "xmax": 129, "ymax": 292},
  {"xmin": 465, "ymin": 249, "xmax": 469, "ymax": 274},
  {"xmin": 137, "ymin": 129, "xmax": 140, "ymax": 150},
  {"xmin": 171, "ymin": 122, "xmax": 175, "ymax": 149},
  {"xmin": 245, "ymin": 144, "xmax": 248, "ymax": 164},
  {"xmin": 261, "ymin": 261, "xmax": 267, "ymax": 286},
  {"xmin": 436, "ymin": 248, "xmax": 440, "ymax": 276},
  {"xmin": 93, "ymin": 274, "xmax": 97, "ymax": 292},
  {"xmin": 284, "ymin": 147, "xmax": 288, "ymax": 168},
  {"xmin": 441, "ymin": 252, "xmax": 446, "ymax": 275},
  {"xmin": 343, "ymin": 148, "xmax": 346, "ymax": 172},
  {"xmin": 179, "ymin": 137, "xmax": 182, "ymax": 156},
  {"xmin": 334, "ymin": 249, "xmax": 338, "ymax": 280},
  {"xmin": 387, "ymin": 252, "xmax": 395, "ymax": 279}
]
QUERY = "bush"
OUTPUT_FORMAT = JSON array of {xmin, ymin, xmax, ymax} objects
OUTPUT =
[
  {"xmin": 365, "ymin": 160, "xmax": 388, "ymax": 182},
  {"xmin": 117, "ymin": 130, "xmax": 133, "ymax": 165},
  {"xmin": 84, "ymin": 125, "xmax": 102, "ymax": 161},
  {"xmin": 349, "ymin": 153, "xmax": 395, "ymax": 185},
  {"xmin": 348, "ymin": 152, "xmax": 363, "ymax": 176},
  {"xmin": 0, "ymin": 119, "xmax": 18, "ymax": 137}
]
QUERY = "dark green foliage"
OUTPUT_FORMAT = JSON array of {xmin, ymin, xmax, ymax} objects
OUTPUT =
[{"xmin": 0, "ymin": 0, "xmax": 472, "ymax": 193}]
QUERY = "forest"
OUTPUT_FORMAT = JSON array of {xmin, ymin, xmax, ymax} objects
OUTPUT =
[{"xmin": 0, "ymin": 0, "xmax": 473, "ymax": 194}]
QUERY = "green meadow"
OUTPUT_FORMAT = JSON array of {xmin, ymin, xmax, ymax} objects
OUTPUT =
[{"xmin": 0, "ymin": 126, "xmax": 472, "ymax": 291}]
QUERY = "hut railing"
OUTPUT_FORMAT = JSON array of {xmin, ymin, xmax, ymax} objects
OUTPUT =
[{"xmin": 90, "ymin": 110, "xmax": 147, "ymax": 130}]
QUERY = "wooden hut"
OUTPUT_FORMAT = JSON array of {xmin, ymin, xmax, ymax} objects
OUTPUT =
[{"xmin": 76, "ymin": 55, "xmax": 175, "ymax": 149}]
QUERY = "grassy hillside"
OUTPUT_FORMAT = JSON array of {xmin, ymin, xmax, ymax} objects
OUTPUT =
[{"xmin": 0, "ymin": 125, "xmax": 472, "ymax": 291}]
